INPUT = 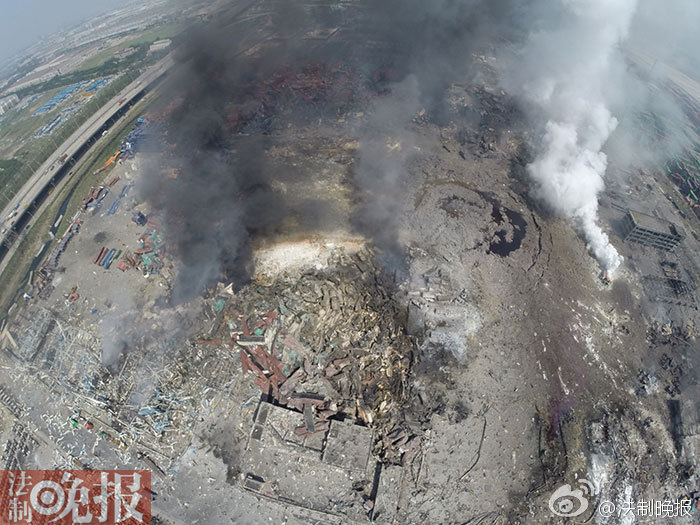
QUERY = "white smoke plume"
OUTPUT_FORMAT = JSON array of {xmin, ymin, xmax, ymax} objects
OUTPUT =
[{"xmin": 504, "ymin": 0, "xmax": 639, "ymax": 277}]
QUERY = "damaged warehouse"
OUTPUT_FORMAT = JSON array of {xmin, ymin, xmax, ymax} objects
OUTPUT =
[
  {"xmin": 0, "ymin": 0, "xmax": 699, "ymax": 524},
  {"xmin": 622, "ymin": 208, "xmax": 684, "ymax": 251}
]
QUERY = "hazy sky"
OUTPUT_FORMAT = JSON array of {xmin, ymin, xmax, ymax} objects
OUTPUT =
[
  {"xmin": 0, "ymin": 0, "xmax": 121, "ymax": 61},
  {"xmin": 0, "ymin": 0, "xmax": 697, "ymax": 79}
]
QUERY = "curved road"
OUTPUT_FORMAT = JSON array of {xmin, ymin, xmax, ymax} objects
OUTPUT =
[{"xmin": 0, "ymin": 56, "xmax": 173, "ymax": 256}]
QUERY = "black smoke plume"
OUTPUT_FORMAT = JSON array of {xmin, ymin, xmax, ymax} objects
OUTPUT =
[
  {"xmin": 140, "ymin": 0, "xmax": 695, "ymax": 300},
  {"xmin": 138, "ymin": 0, "xmax": 524, "ymax": 301}
]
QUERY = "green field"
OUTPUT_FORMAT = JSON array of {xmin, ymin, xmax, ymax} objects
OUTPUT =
[
  {"xmin": 0, "ymin": 71, "xmax": 139, "ymax": 210},
  {"xmin": 0, "ymin": 94, "xmax": 155, "ymax": 318},
  {"xmin": 0, "ymin": 21, "xmax": 180, "ymax": 209},
  {"xmin": 77, "ymin": 22, "xmax": 185, "ymax": 72},
  {"xmin": 0, "ymin": 19, "xmax": 181, "ymax": 209},
  {"xmin": 0, "ymin": 159, "xmax": 22, "ymax": 179},
  {"xmin": 0, "ymin": 86, "xmax": 68, "ymax": 157}
]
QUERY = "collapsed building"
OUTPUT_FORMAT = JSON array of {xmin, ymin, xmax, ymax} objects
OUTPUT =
[
  {"xmin": 1, "ymin": 1, "xmax": 699, "ymax": 523},
  {"xmin": 622, "ymin": 208, "xmax": 684, "ymax": 251},
  {"xmin": 223, "ymin": 249, "xmax": 419, "ymax": 464}
]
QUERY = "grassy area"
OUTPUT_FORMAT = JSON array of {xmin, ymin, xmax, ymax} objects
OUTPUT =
[
  {"xmin": 55, "ymin": 106, "xmax": 148, "ymax": 240},
  {"xmin": 0, "ymin": 159, "xmax": 22, "ymax": 180},
  {"xmin": 0, "ymin": 21, "xmax": 179, "ymax": 188},
  {"xmin": 119, "ymin": 22, "xmax": 184, "ymax": 48},
  {"xmin": 0, "ymin": 94, "xmax": 155, "ymax": 318},
  {"xmin": 77, "ymin": 46, "xmax": 144, "ymax": 73},
  {"xmin": 0, "ymin": 177, "xmax": 71, "ymax": 320},
  {"xmin": 78, "ymin": 22, "xmax": 185, "ymax": 72},
  {"xmin": 0, "ymin": 87, "xmax": 67, "ymax": 157},
  {"xmin": 0, "ymin": 71, "xmax": 139, "ymax": 210},
  {"xmin": 15, "ymin": 51, "xmax": 146, "ymax": 100},
  {"xmin": 14, "ymin": 22, "xmax": 182, "ymax": 99}
]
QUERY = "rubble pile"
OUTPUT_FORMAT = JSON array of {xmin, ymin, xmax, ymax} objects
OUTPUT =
[
  {"xmin": 82, "ymin": 185, "xmax": 109, "ymax": 210},
  {"xmin": 26, "ymin": 220, "xmax": 83, "ymax": 300},
  {"xmin": 585, "ymin": 404, "xmax": 689, "ymax": 502},
  {"xmin": 97, "ymin": 319, "xmax": 243, "ymax": 463},
  {"xmin": 118, "ymin": 117, "xmax": 148, "ymax": 159},
  {"xmin": 223, "ymin": 249, "xmax": 420, "ymax": 464},
  {"xmin": 32, "ymin": 267, "xmax": 55, "ymax": 299},
  {"xmin": 647, "ymin": 320, "xmax": 696, "ymax": 346},
  {"xmin": 226, "ymin": 62, "xmax": 371, "ymax": 133},
  {"xmin": 47, "ymin": 220, "xmax": 81, "ymax": 269},
  {"xmin": 117, "ymin": 215, "xmax": 167, "ymax": 274},
  {"xmin": 450, "ymin": 77, "xmax": 521, "ymax": 159}
]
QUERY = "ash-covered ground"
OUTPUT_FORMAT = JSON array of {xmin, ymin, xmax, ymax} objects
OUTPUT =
[{"xmin": 2, "ymin": 1, "xmax": 699, "ymax": 524}]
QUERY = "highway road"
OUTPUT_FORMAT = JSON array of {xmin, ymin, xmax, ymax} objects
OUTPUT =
[{"xmin": 0, "ymin": 55, "xmax": 173, "ymax": 257}]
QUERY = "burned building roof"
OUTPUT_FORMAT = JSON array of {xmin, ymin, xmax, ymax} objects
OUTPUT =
[{"xmin": 622, "ymin": 208, "xmax": 684, "ymax": 251}]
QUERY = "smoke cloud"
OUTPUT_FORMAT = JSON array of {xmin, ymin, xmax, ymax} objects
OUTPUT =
[
  {"xmin": 500, "ymin": 0, "xmax": 639, "ymax": 276},
  {"xmin": 89, "ymin": 0, "xmax": 698, "ymax": 374},
  {"xmin": 139, "ymin": 11, "xmax": 307, "ymax": 303},
  {"xmin": 137, "ymin": 0, "xmax": 695, "ymax": 296},
  {"xmin": 351, "ymin": 76, "xmax": 421, "ymax": 270},
  {"xmin": 138, "ymin": 0, "xmax": 523, "ymax": 298},
  {"xmin": 350, "ymin": 0, "xmax": 523, "ymax": 267},
  {"xmin": 627, "ymin": 0, "xmax": 700, "ymax": 76}
]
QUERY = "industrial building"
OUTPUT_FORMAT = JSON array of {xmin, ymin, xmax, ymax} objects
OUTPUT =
[
  {"xmin": 0, "ymin": 94, "xmax": 19, "ymax": 115},
  {"xmin": 622, "ymin": 208, "xmax": 683, "ymax": 251},
  {"xmin": 148, "ymin": 39, "xmax": 171, "ymax": 54}
]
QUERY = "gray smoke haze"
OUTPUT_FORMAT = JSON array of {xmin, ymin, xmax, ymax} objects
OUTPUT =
[
  {"xmin": 627, "ymin": 0, "xmax": 700, "ymax": 77},
  {"xmin": 99, "ymin": 279, "xmax": 202, "ymax": 371},
  {"xmin": 350, "ymin": 0, "xmax": 527, "ymax": 268},
  {"xmin": 351, "ymin": 76, "xmax": 421, "ymax": 269},
  {"xmin": 137, "ymin": 0, "xmax": 527, "ymax": 299},
  {"xmin": 136, "ymin": 0, "xmax": 697, "ymax": 300},
  {"xmin": 498, "ymin": 0, "xmax": 639, "ymax": 276},
  {"xmin": 139, "ymin": 7, "xmax": 307, "ymax": 303}
]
